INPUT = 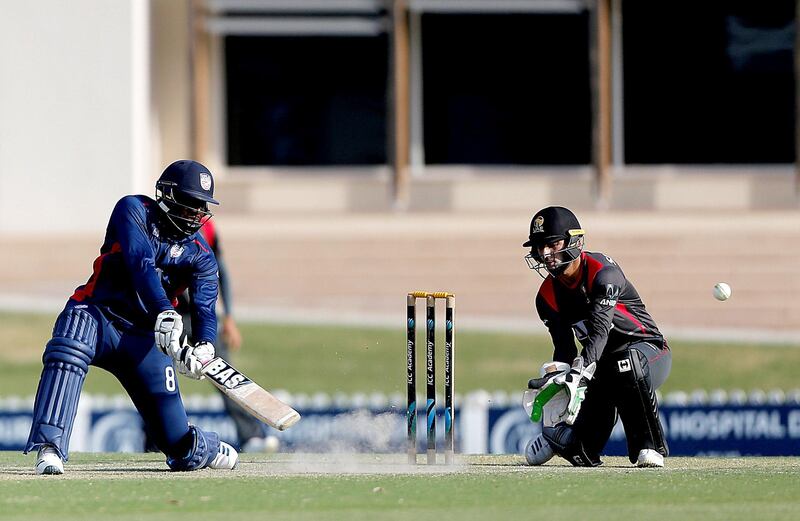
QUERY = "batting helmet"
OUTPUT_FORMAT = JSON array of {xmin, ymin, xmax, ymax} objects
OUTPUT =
[{"xmin": 155, "ymin": 160, "xmax": 218, "ymax": 236}]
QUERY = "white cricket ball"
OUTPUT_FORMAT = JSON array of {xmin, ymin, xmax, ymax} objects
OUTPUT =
[
  {"xmin": 713, "ymin": 282, "xmax": 731, "ymax": 301},
  {"xmin": 264, "ymin": 435, "xmax": 280, "ymax": 453}
]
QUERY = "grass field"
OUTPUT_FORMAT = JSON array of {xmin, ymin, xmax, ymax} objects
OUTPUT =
[
  {"xmin": 2, "ymin": 311, "xmax": 798, "ymax": 397},
  {"xmin": 3, "ymin": 312, "xmax": 799, "ymax": 520},
  {"xmin": 1, "ymin": 452, "xmax": 798, "ymax": 520}
]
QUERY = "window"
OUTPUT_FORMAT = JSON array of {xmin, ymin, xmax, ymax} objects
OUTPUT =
[
  {"xmin": 225, "ymin": 35, "xmax": 388, "ymax": 166},
  {"xmin": 623, "ymin": 1, "xmax": 795, "ymax": 163},
  {"xmin": 422, "ymin": 13, "xmax": 591, "ymax": 165}
]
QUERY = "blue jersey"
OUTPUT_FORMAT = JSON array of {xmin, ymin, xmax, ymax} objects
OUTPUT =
[{"xmin": 71, "ymin": 195, "xmax": 219, "ymax": 342}]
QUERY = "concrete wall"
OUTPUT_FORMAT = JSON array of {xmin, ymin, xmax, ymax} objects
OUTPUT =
[
  {"xmin": 217, "ymin": 165, "xmax": 799, "ymax": 216},
  {"xmin": 0, "ymin": 0, "xmax": 150, "ymax": 234},
  {"xmin": 151, "ymin": 0, "xmax": 192, "ymax": 168}
]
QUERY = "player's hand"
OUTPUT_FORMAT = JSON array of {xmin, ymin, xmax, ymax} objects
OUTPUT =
[
  {"xmin": 527, "ymin": 360, "xmax": 570, "ymax": 389},
  {"xmin": 222, "ymin": 315, "xmax": 242, "ymax": 351},
  {"xmin": 527, "ymin": 371, "xmax": 560, "ymax": 390},
  {"xmin": 177, "ymin": 341, "xmax": 216, "ymax": 380},
  {"xmin": 155, "ymin": 310, "xmax": 183, "ymax": 358},
  {"xmin": 553, "ymin": 357, "xmax": 597, "ymax": 424}
]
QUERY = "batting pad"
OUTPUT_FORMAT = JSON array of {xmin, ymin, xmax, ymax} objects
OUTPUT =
[
  {"xmin": 25, "ymin": 361, "xmax": 87, "ymax": 460},
  {"xmin": 25, "ymin": 305, "xmax": 97, "ymax": 459}
]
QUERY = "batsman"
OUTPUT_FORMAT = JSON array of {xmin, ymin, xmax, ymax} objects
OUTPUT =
[
  {"xmin": 25, "ymin": 160, "xmax": 239, "ymax": 474},
  {"xmin": 521, "ymin": 206, "xmax": 671, "ymax": 468}
]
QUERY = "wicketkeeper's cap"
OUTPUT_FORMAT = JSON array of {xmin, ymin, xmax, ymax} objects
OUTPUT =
[{"xmin": 523, "ymin": 206, "xmax": 583, "ymax": 247}]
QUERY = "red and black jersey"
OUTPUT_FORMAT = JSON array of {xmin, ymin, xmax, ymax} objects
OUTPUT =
[{"xmin": 535, "ymin": 251, "xmax": 665, "ymax": 365}]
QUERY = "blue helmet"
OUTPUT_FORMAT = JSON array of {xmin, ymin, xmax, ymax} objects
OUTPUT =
[{"xmin": 155, "ymin": 160, "xmax": 219, "ymax": 236}]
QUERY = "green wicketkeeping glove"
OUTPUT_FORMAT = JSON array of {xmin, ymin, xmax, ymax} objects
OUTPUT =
[{"xmin": 552, "ymin": 357, "xmax": 596, "ymax": 424}]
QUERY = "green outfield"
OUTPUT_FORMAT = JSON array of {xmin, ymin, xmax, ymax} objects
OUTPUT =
[
  {"xmin": 2, "ymin": 311, "xmax": 798, "ymax": 397},
  {"xmin": 3, "ymin": 312, "xmax": 799, "ymax": 520},
  {"xmin": 1, "ymin": 452, "xmax": 798, "ymax": 521}
]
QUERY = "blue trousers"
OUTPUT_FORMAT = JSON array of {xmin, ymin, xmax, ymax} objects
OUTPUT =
[{"xmin": 26, "ymin": 301, "xmax": 194, "ymax": 461}]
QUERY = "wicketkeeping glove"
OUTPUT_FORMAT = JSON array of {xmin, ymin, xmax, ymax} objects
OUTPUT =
[
  {"xmin": 176, "ymin": 341, "xmax": 216, "ymax": 380},
  {"xmin": 155, "ymin": 310, "xmax": 183, "ymax": 359},
  {"xmin": 553, "ymin": 356, "xmax": 597, "ymax": 425},
  {"xmin": 525, "ymin": 361, "xmax": 570, "ymax": 424}
]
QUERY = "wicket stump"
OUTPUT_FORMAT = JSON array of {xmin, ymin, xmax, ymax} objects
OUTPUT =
[{"xmin": 407, "ymin": 291, "xmax": 455, "ymax": 465}]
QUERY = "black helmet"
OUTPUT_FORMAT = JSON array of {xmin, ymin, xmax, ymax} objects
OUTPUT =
[
  {"xmin": 155, "ymin": 160, "xmax": 219, "ymax": 236},
  {"xmin": 523, "ymin": 206, "xmax": 585, "ymax": 277}
]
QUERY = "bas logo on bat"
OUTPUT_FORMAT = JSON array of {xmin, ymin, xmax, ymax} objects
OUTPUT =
[
  {"xmin": 203, "ymin": 358, "xmax": 252, "ymax": 389},
  {"xmin": 201, "ymin": 356, "xmax": 301, "ymax": 431}
]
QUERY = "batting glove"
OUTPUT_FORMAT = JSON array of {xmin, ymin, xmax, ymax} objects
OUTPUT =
[
  {"xmin": 154, "ymin": 310, "xmax": 183, "ymax": 359},
  {"xmin": 177, "ymin": 341, "xmax": 216, "ymax": 380},
  {"xmin": 553, "ymin": 357, "xmax": 597, "ymax": 425}
]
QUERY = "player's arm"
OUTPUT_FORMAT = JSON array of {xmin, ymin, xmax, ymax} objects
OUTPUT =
[
  {"xmin": 163, "ymin": 245, "xmax": 220, "ymax": 381},
  {"xmin": 211, "ymin": 234, "xmax": 242, "ymax": 350},
  {"xmin": 110, "ymin": 197, "xmax": 173, "ymax": 314},
  {"xmin": 580, "ymin": 267, "xmax": 626, "ymax": 364},
  {"xmin": 535, "ymin": 293, "xmax": 578, "ymax": 364},
  {"xmin": 211, "ymin": 233, "xmax": 233, "ymax": 317},
  {"xmin": 189, "ymin": 242, "xmax": 219, "ymax": 344}
]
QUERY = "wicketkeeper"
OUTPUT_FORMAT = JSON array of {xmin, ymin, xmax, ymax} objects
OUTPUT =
[
  {"xmin": 25, "ymin": 160, "xmax": 239, "ymax": 474},
  {"xmin": 521, "ymin": 206, "xmax": 672, "ymax": 468}
]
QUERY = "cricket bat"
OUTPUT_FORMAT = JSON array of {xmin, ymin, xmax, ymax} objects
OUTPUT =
[{"xmin": 201, "ymin": 357, "xmax": 301, "ymax": 431}]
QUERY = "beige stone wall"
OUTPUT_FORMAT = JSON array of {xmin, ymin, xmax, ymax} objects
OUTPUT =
[
  {"xmin": 215, "ymin": 166, "xmax": 799, "ymax": 215},
  {"xmin": 150, "ymin": 0, "xmax": 192, "ymax": 179},
  {"xmin": 1, "ymin": 209, "xmax": 798, "ymax": 341}
]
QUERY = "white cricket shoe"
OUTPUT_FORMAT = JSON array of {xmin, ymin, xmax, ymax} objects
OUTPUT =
[
  {"xmin": 636, "ymin": 449, "xmax": 664, "ymax": 468},
  {"xmin": 208, "ymin": 441, "xmax": 239, "ymax": 470},
  {"xmin": 35, "ymin": 445, "xmax": 64, "ymax": 475}
]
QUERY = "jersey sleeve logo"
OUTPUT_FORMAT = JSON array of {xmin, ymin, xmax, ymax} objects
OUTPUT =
[{"xmin": 598, "ymin": 284, "xmax": 620, "ymax": 306}]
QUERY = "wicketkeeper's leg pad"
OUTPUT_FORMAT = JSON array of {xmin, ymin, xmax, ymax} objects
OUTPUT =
[
  {"xmin": 542, "ymin": 424, "xmax": 602, "ymax": 467},
  {"xmin": 524, "ymin": 433, "xmax": 555, "ymax": 465},
  {"xmin": 25, "ymin": 306, "xmax": 97, "ymax": 460},
  {"xmin": 610, "ymin": 345, "xmax": 668, "ymax": 463},
  {"xmin": 166, "ymin": 426, "xmax": 221, "ymax": 471}
]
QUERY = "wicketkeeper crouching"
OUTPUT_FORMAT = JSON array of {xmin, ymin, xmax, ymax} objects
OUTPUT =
[{"xmin": 520, "ymin": 206, "xmax": 672, "ymax": 468}]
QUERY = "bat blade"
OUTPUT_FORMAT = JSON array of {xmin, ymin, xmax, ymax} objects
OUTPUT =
[{"xmin": 201, "ymin": 357, "xmax": 301, "ymax": 431}]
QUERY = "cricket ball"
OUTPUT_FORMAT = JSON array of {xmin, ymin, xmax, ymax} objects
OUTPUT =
[
  {"xmin": 264, "ymin": 435, "xmax": 280, "ymax": 453},
  {"xmin": 713, "ymin": 282, "xmax": 731, "ymax": 301}
]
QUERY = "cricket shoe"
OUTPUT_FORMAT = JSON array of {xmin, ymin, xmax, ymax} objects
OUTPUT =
[
  {"xmin": 636, "ymin": 449, "xmax": 664, "ymax": 468},
  {"xmin": 208, "ymin": 441, "xmax": 239, "ymax": 470},
  {"xmin": 35, "ymin": 444, "xmax": 64, "ymax": 475}
]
